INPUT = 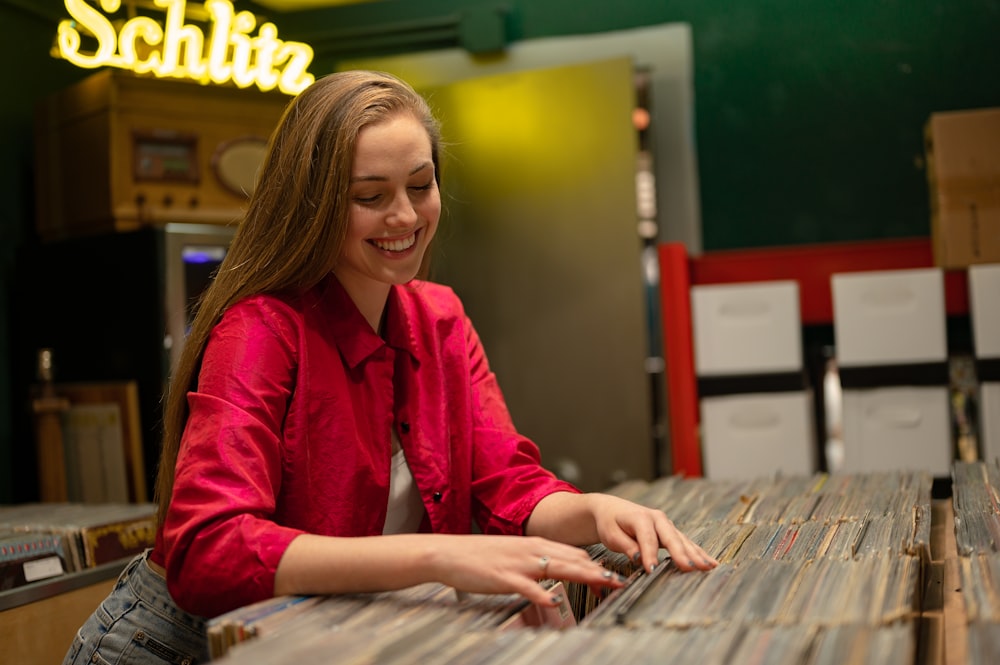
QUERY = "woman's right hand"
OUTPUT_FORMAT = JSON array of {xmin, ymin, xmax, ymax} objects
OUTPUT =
[
  {"xmin": 276, "ymin": 532, "xmax": 626, "ymax": 607},
  {"xmin": 425, "ymin": 534, "xmax": 626, "ymax": 606}
]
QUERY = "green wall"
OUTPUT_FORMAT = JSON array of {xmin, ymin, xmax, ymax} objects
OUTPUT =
[{"xmin": 1, "ymin": 0, "xmax": 997, "ymax": 501}]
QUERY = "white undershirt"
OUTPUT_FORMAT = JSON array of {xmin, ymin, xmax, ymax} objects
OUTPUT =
[{"xmin": 382, "ymin": 429, "xmax": 425, "ymax": 534}]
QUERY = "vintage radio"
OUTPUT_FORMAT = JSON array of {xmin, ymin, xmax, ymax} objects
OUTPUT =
[{"xmin": 33, "ymin": 68, "xmax": 290, "ymax": 241}]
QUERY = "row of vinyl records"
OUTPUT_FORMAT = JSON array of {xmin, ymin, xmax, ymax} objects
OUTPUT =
[
  {"xmin": 206, "ymin": 464, "xmax": 1000, "ymax": 665},
  {"xmin": 0, "ymin": 502, "xmax": 155, "ymax": 591}
]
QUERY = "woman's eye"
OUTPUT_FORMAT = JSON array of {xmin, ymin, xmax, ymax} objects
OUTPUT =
[
  {"xmin": 409, "ymin": 183, "xmax": 433, "ymax": 193},
  {"xmin": 355, "ymin": 194, "xmax": 380, "ymax": 204}
]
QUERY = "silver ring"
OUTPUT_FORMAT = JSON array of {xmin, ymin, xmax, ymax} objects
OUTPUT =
[{"xmin": 538, "ymin": 555, "xmax": 551, "ymax": 575}]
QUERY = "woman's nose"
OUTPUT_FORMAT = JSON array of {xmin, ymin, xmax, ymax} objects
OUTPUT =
[{"xmin": 386, "ymin": 192, "xmax": 418, "ymax": 226}]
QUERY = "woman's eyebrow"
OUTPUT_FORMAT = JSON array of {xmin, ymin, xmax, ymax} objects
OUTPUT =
[{"xmin": 351, "ymin": 161, "xmax": 433, "ymax": 184}]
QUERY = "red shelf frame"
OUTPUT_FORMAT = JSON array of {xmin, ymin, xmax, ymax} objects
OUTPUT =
[{"xmin": 658, "ymin": 236, "xmax": 970, "ymax": 478}]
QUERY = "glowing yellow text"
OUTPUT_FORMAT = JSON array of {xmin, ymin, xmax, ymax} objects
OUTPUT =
[{"xmin": 56, "ymin": 0, "xmax": 315, "ymax": 95}]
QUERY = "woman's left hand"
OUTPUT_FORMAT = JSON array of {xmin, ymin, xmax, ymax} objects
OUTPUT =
[
  {"xmin": 526, "ymin": 492, "xmax": 719, "ymax": 576},
  {"xmin": 588, "ymin": 493, "xmax": 718, "ymax": 574}
]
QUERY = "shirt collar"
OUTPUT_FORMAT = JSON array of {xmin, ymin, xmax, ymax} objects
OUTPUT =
[{"xmin": 317, "ymin": 275, "xmax": 421, "ymax": 369}]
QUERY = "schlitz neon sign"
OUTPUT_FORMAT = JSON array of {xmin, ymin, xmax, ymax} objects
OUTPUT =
[{"xmin": 56, "ymin": 0, "xmax": 316, "ymax": 95}]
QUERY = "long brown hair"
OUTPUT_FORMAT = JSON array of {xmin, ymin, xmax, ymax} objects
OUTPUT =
[{"xmin": 154, "ymin": 70, "xmax": 442, "ymax": 525}]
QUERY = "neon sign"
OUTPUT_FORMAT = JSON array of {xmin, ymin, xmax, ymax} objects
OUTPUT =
[{"xmin": 56, "ymin": 0, "xmax": 316, "ymax": 95}]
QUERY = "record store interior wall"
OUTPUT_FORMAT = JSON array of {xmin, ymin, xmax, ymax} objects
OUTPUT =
[{"xmin": 1, "ymin": 0, "xmax": 998, "ymax": 502}]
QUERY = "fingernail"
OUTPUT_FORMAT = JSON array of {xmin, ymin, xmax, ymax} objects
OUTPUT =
[
  {"xmin": 632, "ymin": 551, "xmax": 641, "ymax": 562},
  {"xmin": 617, "ymin": 573, "xmax": 628, "ymax": 583},
  {"xmin": 551, "ymin": 594, "xmax": 564, "ymax": 604},
  {"xmin": 602, "ymin": 570, "xmax": 613, "ymax": 579},
  {"xmin": 688, "ymin": 560, "xmax": 696, "ymax": 568}
]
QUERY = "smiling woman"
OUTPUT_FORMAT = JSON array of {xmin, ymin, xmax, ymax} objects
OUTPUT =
[
  {"xmin": 336, "ymin": 113, "xmax": 441, "ymax": 330},
  {"xmin": 59, "ymin": 69, "xmax": 716, "ymax": 665}
]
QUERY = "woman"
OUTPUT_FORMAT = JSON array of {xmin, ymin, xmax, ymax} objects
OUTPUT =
[{"xmin": 63, "ymin": 70, "xmax": 717, "ymax": 664}]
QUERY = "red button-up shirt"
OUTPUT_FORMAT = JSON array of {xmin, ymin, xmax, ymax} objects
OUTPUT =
[{"xmin": 153, "ymin": 275, "xmax": 578, "ymax": 617}]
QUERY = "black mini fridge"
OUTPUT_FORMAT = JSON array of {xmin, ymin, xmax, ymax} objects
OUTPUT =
[{"xmin": 11, "ymin": 223, "xmax": 235, "ymax": 502}]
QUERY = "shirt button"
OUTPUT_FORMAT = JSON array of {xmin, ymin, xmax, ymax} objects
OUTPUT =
[
  {"xmin": 400, "ymin": 421, "xmax": 410, "ymax": 434},
  {"xmin": 432, "ymin": 491, "xmax": 443, "ymax": 503}
]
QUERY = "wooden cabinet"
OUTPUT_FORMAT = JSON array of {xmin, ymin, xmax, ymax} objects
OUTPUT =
[
  {"xmin": 0, "ymin": 561, "xmax": 124, "ymax": 665},
  {"xmin": 33, "ymin": 69, "xmax": 289, "ymax": 242}
]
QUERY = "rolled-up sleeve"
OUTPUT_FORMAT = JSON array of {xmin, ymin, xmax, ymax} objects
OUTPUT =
[{"xmin": 162, "ymin": 300, "xmax": 306, "ymax": 617}]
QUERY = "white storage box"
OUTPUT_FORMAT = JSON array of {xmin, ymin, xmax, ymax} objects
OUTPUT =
[
  {"xmin": 981, "ymin": 382, "xmax": 1000, "ymax": 464},
  {"xmin": 832, "ymin": 268, "xmax": 947, "ymax": 367},
  {"xmin": 969, "ymin": 264, "xmax": 1000, "ymax": 359},
  {"xmin": 700, "ymin": 391, "xmax": 816, "ymax": 480},
  {"xmin": 839, "ymin": 386, "xmax": 952, "ymax": 476},
  {"xmin": 691, "ymin": 280, "xmax": 802, "ymax": 376}
]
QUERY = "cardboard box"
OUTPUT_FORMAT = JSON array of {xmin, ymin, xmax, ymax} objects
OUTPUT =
[
  {"xmin": 925, "ymin": 107, "xmax": 1000, "ymax": 269},
  {"xmin": 700, "ymin": 391, "xmax": 816, "ymax": 480},
  {"xmin": 832, "ymin": 268, "xmax": 947, "ymax": 367},
  {"xmin": 969, "ymin": 263, "xmax": 1000, "ymax": 359},
  {"xmin": 691, "ymin": 280, "xmax": 802, "ymax": 375},
  {"xmin": 839, "ymin": 386, "xmax": 952, "ymax": 476}
]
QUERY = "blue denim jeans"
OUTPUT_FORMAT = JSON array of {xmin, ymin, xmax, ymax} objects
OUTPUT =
[{"xmin": 62, "ymin": 550, "xmax": 209, "ymax": 665}]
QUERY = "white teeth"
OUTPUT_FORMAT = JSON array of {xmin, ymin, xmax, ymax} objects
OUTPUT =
[{"xmin": 371, "ymin": 234, "xmax": 416, "ymax": 252}]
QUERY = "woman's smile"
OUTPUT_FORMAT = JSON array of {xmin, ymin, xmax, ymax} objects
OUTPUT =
[{"xmin": 369, "ymin": 230, "xmax": 419, "ymax": 253}]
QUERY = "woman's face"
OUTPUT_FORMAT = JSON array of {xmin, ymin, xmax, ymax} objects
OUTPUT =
[{"xmin": 335, "ymin": 113, "xmax": 440, "ymax": 296}]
